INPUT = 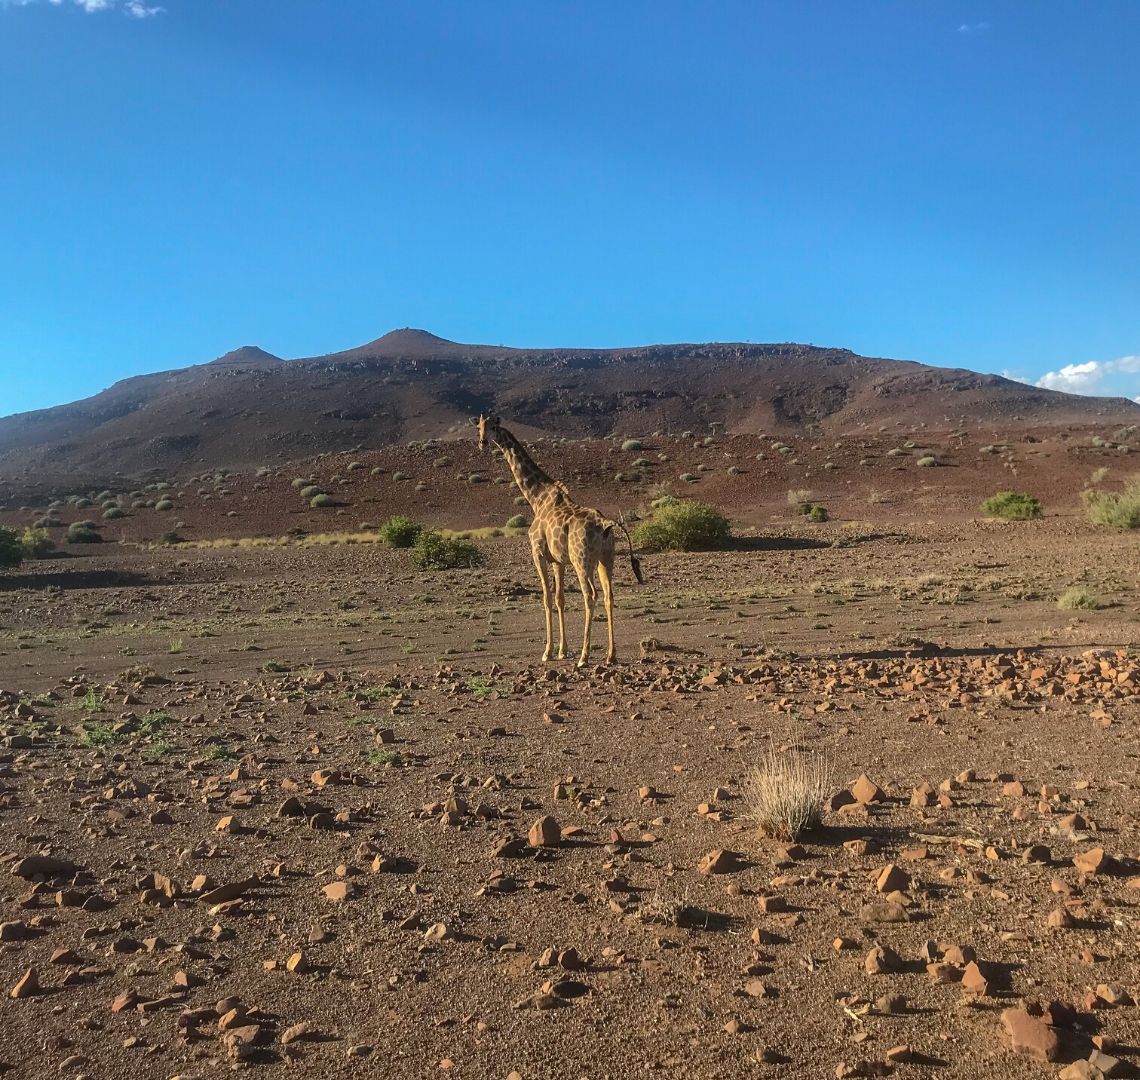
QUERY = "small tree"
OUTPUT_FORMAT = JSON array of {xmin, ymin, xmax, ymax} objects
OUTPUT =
[
  {"xmin": 378, "ymin": 515, "xmax": 422, "ymax": 548},
  {"xmin": 412, "ymin": 529, "xmax": 484, "ymax": 569},
  {"xmin": 0, "ymin": 527, "xmax": 24, "ymax": 570},
  {"xmin": 980, "ymin": 492, "xmax": 1042, "ymax": 520},
  {"xmin": 632, "ymin": 499, "xmax": 731, "ymax": 552}
]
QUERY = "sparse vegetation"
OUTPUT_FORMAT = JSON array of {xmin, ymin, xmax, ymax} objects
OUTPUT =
[
  {"xmin": 621, "ymin": 438, "xmax": 644, "ymax": 451},
  {"xmin": 744, "ymin": 747, "xmax": 831, "ymax": 842},
  {"xmin": 505, "ymin": 514, "xmax": 528, "ymax": 529},
  {"xmin": 412, "ymin": 529, "xmax": 484, "ymax": 569},
  {"xmin": 981, "ymin": 491, "xmax": 1042, "ymax": 520},
  {"xmin": 0, "ymin": 527, "xmax": 24, "ymax": 569},
  {"xmin": 310, "ymin": 493, "xmax": 334, "ymax": 508},
  {"xmin": 632, "ymin": 499, "xmax": 731, "ymax": 552},
  {"xmin": 378, "ymin": 515, "xmax": 423, "ymax": 547},
  {"xmin": 1082, "ymin": 475, "xmax": 1140, "ymax": 529},
  {"xmin": 916, "ymin": 455, "xmax": 938, "ymax": 467},
  {"xmin": 19, "ymin": 527, "xmax": 54, "ymax": 557},
  {"xmin": 1057, "ymin": 587, "xmax": 1100, "ymax": 611},
  {"xmin": 67, "ymin": 521, "xmax": 102, "ymax": 544}
]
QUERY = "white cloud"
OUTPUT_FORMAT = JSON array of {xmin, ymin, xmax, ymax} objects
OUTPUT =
[
  {"xmin": 957, "ymin": 21, "xmax": 991, "ymax": 33},
  {"xmin": 3, "ymin": 0, "xmax": 162, "ymax": 13},
  {"xmin": 1035, "ymin": 356, "xmax": 1140, "ymax": 397}
]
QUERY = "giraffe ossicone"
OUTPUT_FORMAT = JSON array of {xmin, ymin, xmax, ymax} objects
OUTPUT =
[{"xmin": 476, "ymin": 415, "xmax": 643, "ymax": 666}]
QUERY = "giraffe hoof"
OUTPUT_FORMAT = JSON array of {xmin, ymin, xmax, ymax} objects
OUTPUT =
[{"xmin": 542, "ymin": 653, "xmax": 552, "ymax": 663}]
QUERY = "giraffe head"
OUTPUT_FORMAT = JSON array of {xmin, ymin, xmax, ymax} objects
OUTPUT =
[{"xmin": 476, "ymin": 413, "xmax": 502, "ymax": 451}]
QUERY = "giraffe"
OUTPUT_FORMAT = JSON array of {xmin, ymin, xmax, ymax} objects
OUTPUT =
[{"xmin": 476, "ymin": 415, "xmax": 643, "ymax": 666}]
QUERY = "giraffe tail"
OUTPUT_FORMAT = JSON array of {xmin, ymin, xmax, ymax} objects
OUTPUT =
[{"xmin": 616, "ymin": 514, "xmax": 644, "ymax": 585}]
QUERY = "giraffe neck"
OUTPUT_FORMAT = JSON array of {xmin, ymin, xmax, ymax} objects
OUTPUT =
[{"xmin": 493, "ymin": 427, "xmax": 556, "ymax": 508}]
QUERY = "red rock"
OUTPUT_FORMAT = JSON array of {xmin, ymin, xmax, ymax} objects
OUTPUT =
[
  {"xmin": 1000, "ymin": 1007, "xmax": 1059, "ymax": 1062},
  {"xmin": 527, "ymin": 816, "xmax": 561, "ymax": 847},
  {"xmin": 1073, "ymin": 848, "xmax": 1113, "ymax": 875},
  {"xmin": 851, "ymin": 774, "xmax": 885, "ymax": 803},
  {"xmin": 322, "ymin": 881, "xmax": 352, "ymax": 902},
  {"xmin": 9, "ymin": 968, "xmax": 40, "ymax": 999},
  {"xmin": 698, "ymin": 849, "xmax": 743, "ymax": 875},
  {"xmin": 875, "ymin": 864, "xmax": 909, "ymax": 894}
]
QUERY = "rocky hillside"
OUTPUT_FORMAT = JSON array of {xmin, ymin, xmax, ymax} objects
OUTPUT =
[{"xmin": 1, "ymin": 329, "xmax": 1135, "ymax": 479}]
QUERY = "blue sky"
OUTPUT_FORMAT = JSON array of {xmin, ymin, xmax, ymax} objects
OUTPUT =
[{"xmin": 1, "ymin": 0, "xmax": 1137, "ymax": 416}]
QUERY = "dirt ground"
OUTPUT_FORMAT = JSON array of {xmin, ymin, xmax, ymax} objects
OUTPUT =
[{"xmin": 1, "ymin": 435, "xmax": 1139, "ymax": 1080}]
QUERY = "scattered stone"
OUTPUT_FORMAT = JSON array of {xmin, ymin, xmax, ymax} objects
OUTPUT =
[
  {"xmin": 698, "ymin": 849, "xmax": 743, "ymax": 875},
  {"xmin": 1000, "ymin": 1007, "xmax": 1059, "ymax": 1062},
  {"xmin": 527, "ymin": 816, "xmax": 561, "ymax": 848},
  {"xmin": 851, "ymin": 774, "xmax": 886, "ymax": 804},
  {"xmin": 9, "ymin": 967, "xmax": 40, "ymax": 999}
]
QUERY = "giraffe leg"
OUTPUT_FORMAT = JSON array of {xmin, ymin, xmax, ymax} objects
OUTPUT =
[
  {"xmin": 573, "ymin": 559, "xmax": 596, "ymax": 668},
  {"xmin": 597, "ymin": 557, "xmax": 616, "ymax": 663},
  {"xmin": 530, "ymin": 545, "xmax": 554, "ymax": 662},
  {"xmin": 551, "ymin": 561, "xmax": 567, "ymax": 660}
]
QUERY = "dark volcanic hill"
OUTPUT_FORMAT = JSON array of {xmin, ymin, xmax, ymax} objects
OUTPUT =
[{"xmin": 1, "ymin": 329, "xmax": 1136, "ymax": 478}]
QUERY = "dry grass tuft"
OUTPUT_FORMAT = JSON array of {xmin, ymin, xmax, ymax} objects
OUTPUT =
[{"xmin": 744, "ymin": 747, "xmax": 831, "ymax": 841}]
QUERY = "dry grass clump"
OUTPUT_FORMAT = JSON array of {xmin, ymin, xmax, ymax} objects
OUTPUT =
[
  {"xmin": 1057, "ymin": 587, "xmax": 1100, "ymax": 611},
  {"xmin": 1082, "ymin": 474, "xmax": 1140, "ymax": 529},
  {"xmin": 744, "ymin": 747, "xmax": 831, "ymax": 841}
]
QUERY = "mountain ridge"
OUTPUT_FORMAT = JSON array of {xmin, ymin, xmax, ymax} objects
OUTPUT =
[{"xmin": 1, "ymin": 329, "xmax": 1135, "ymax": 479}]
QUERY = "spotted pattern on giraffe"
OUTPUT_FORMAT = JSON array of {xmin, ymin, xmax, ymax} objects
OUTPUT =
[{"xmin": 475, "ymin": 414, "xmax": 642, "ymax": 666}]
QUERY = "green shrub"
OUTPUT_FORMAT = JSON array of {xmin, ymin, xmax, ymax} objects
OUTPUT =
[
  {"xmin": 378, "ymin": 515, "xmax": 422, "ymax": 547},
  {"xmin": 631, "ymin": 499, "xmax": 731, "ymax": 552},
  {"xmin": 155, "ymin": 499, "xmax": 175, "ymax": 512},
  {"xmin": 299, "ymin": 484, "xmax": 325, "ymax": 500},
  {"xmin": 412, "ymin": 529, "xmax": 484, "ymax": 569},
  {"xmin": 67, "ymin": 521, "xmax": 102, "ymax": 544},
  {"xmin": 310, "ymin": 493, "xmax": 334, "ymax": 508},
  {"xmin": 1083, "ymin": 475, "xmax": 1140, "ymax": 529},
  {"xmin": 0, "ymin": 527, "xmax": 23, "ymax": 569},
  {"xmin": 505, "ymin": 514, "xmax": 528, "ymax": 529},
  {"xmin": 916, "ymin": 456, "xmax": 938, "ymax": 467},
  {"xmin": 1057, "ymin": 587, "xmax": 1099, "ymax": 611},
  {"xmin": 20, "ymin": 527, "xmax": 54, "ymax": 557},
  {"xmin": 160, "ymin": 530, "xmax": 183, "ymax": 545},
  {"xmin": 102, "ymin": 507, "xmax": 126, "ymax": 520},
  {"xmin": 621, "ymin": 439, "xmax": 644, "ymax": 452},
  {"xmin": 807, "ymin": 504, "xmax": 828, "ymax": 522},
  {"xmin": 981, "ymin": 492, "xmax": 1042, "ymax": 520}
]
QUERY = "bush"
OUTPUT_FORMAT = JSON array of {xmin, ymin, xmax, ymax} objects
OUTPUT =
[
  {"xmin": 621, "ymin": 439, "xmax": 644, "ymax": 452},
  {"xmin": 378, "ymin": 515, "xmax": 422, "ymax": 547},
  {"xmin": 916, "ymin": 456, "xmax": 938, "ymax": 467},
  {"xmin": 807, "ymin": 504, "xmax": 828, "ymax": 522},
  {"xmin": 67, "ymin": 521, "xmax": 101, "ymax": 544},
  {"xmin": 1083, "ymin": 475, "xmax": 1140, "ymax": 529},
  {"xmin": 981, "ymin": 492, "xmax": 1042, "ymax": 520},
  {"xmin": 20, "ymin": 528, "xmax": 54, "ymax": 557},
  {"xmin": 412, "ymin": 529, "xmax": 484, "ymax": 570},
  {"xmin": 159, "ymin": 530, "xmax": 183, "ymax": 545},
  {"xmin": 744, "ymin": 748, "xmax": 831, "ymax": 842},
  {"xmin": 631, "ymin": 499, "xmax": 731, "ymax": 552},
  {"xmin": 155, "ymin": 499, "xmax": 175, "ymax": 512},
  {"xmin": 505, "ymin": 514, "xmax": 528, "ymax": 529},
  {"xmin": 310, "ymin": 493, "xmax": 334, "ymax": 508},
  {"xmin": 102, "ymin": 507, "xmax": 126, "ymax": 520},
  {"xmin": 0, "ymin": 527, "xmax": 23, "ymax": 569},
  {"xmin": 299, "ymin": 484, "xmax": 325, "ymax": 500},
  {"xmin": 1057, "ymin": 587, "xmax": 1099, "ymax": 611}
]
